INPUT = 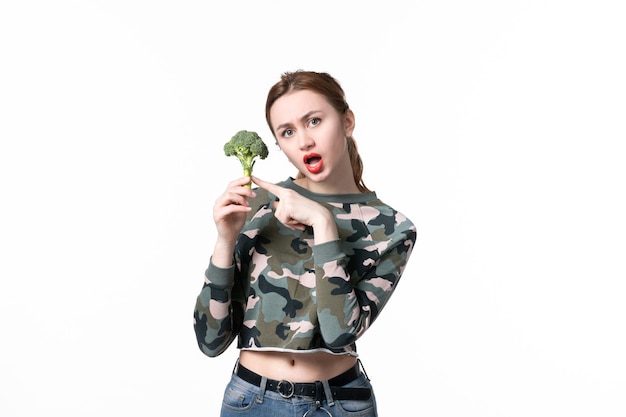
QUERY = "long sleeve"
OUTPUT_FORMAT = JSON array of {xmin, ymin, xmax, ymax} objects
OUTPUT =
[
  {"xmin": 313, "ymin": 217, "xmax": 416, "ymax": 349},
  {"xmin": 193, "ymin": 260, "xmax": 244, "ymax": 357}
]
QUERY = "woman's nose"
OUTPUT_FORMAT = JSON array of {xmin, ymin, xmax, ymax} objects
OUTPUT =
[{"xmin": 298, "ymin": 132, "xmax": 314, "ymax": 150}]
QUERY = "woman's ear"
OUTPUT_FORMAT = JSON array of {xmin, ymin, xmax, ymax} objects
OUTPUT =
[{"xmin": 344, "ymin": 109, "xmax": 356, "ymax": 137}]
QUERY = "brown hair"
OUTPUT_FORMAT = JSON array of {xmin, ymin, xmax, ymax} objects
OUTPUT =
[{"xmin": 265, "ymin": 70, "xmax": 370, "ymax": 193}]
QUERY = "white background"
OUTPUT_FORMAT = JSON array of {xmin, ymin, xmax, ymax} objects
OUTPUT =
[{"xmin": 1, "ymin": 1, "xmax": 625, "ymax": 416}]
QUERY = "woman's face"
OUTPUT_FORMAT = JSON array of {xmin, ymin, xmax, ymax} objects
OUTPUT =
[{"xmin": 270, "ymin": 89, "xmax": 356, "ymax": 193}]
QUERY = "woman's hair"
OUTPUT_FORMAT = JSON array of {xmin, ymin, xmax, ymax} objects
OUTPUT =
[{"xmin": 265, "ymin": 70, "xmax": 370, "ymax": 193}]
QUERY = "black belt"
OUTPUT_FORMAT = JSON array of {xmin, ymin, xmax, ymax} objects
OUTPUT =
[{"xmin": 236, "ymin": 362, "xmax": 372, "ymax": 401}]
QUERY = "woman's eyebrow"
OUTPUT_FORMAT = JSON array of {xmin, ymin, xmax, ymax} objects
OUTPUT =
[{"xmin": 275, "ymin": 110, "xmax": 322, "ymax": 131}]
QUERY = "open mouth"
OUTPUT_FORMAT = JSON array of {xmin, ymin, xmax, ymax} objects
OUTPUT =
[{"xmin": 303, "ymin": 153, "xmax": 323, "ymax": 174}]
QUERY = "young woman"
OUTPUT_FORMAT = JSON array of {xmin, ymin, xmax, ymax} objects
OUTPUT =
[{"xmin": 194, "ymin": 70, "xmax": 417, "ymax": 417}]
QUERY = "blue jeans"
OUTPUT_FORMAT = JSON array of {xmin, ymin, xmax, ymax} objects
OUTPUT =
[{"xmin": 219, "ymin": 365, "xmax": 378, "ymax": 417}]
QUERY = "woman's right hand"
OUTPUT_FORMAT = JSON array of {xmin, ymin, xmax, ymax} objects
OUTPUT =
[{"xmin": 212, "ymin": 176, "xmax": 255, "ymax": 246}]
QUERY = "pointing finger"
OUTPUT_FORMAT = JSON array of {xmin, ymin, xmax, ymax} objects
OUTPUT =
[{"xmin": 251, "ymin": 176, "xmax": 284, "ymax": 197}]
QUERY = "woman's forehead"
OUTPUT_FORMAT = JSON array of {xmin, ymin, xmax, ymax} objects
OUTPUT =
[{"xmin": 270, "ymin": 90, "xmax": 332, "ymax": 121}]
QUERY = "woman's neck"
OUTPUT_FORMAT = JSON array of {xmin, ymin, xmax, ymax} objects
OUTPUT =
[{"xmin": 294, "ymin": 175, "xmax": 360, "ymax": 195}]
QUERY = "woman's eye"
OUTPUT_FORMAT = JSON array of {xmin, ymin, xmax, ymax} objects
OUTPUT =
[
  {"xmin": 282, "ymin": 129, "xmax": 294, "ymax": 138},
  {"xmin": 309, "ymin": 117, "xmax": 321, "ymax": 127}
]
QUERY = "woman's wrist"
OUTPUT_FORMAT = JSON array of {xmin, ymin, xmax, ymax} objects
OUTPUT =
[
  {"xmin": 311, "ymin": 211, "xmax": 339, "ymax": 244},
  {"xmin": 211, "ymin": 238, "xmax": 236, "ymax": 268}
]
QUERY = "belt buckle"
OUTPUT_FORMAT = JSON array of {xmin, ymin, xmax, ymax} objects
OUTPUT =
[{"xmin": 277, "ymin": 379, "xmax": 295, "ymax": 398}]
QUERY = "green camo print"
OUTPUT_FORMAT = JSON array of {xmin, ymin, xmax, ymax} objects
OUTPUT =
[{"xmin": 194, "ymin": 178, "xmax": 416, "ymax": 357}]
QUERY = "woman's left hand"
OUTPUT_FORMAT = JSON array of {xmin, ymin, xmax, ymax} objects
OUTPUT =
[{"xmin": 252, "ymin": 177, "xmax": 339, "ymax": 243}]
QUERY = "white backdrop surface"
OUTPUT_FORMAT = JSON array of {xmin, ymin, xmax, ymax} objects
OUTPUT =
[{"xmin": 1, "ymin": 1, "xmax": 625, "ymax": 416}]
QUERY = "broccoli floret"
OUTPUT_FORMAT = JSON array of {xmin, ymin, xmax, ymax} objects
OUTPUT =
[{"xmin": 223, "ymin": 130, "xmax": 269, "ymax": 187}]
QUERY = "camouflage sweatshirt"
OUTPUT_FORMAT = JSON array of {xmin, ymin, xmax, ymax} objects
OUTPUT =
[{"xmin": 194, "ymin": 178, "xmax": 417, "ymax": 358}]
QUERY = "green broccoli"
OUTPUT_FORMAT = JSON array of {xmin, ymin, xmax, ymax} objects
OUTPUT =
[{"xmin": 223, "ymin": 130, "xmax": 269, "ymax": 188}]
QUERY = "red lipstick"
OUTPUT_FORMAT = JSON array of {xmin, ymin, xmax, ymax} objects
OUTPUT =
[{"xmin": 303, "ymin": 153, "xmax": 323, "ymax": 174}]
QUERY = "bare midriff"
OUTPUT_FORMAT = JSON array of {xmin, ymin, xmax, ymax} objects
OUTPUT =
[{"xmin": 239, "ymin": 350, "xmax": 358, "ymax": 383}]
